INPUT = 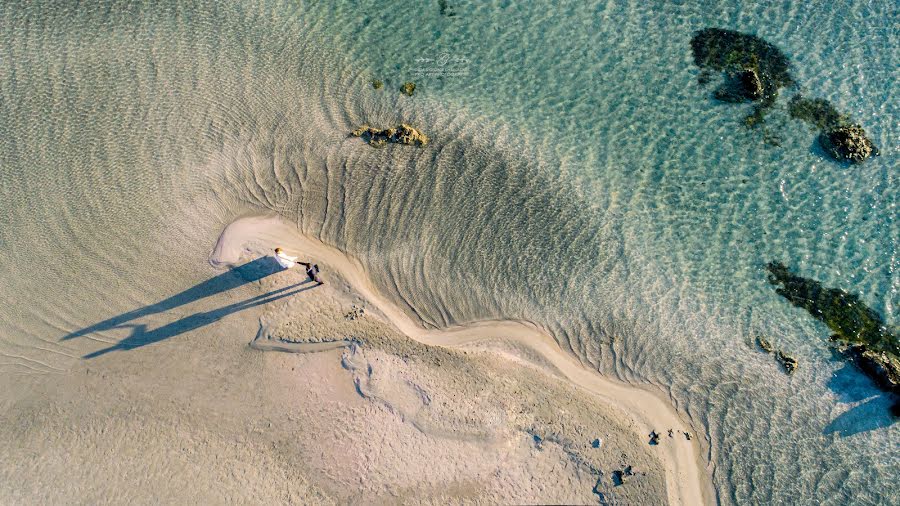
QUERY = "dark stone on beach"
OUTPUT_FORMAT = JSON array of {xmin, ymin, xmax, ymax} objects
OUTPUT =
[
  {"xmin": 350, "ymin": 124, "xmax": 429, "ymax": 148},
  {"xmin": 591, "ymin": 438, "xmax": 602, "ymax": 448},
  {"xmin": 683, "ymin": 431, "xmax": 692, "ymax": 440},
  {"xmin": 819, "ymin": 124, "xmax": 879, "ymax": 164},
  {"xmin": 400, "ymin": 82, "xmax": 416, "ymax": 96},
  {"xmin": 766, "ymin": 261, "xmax": 900, "ymax": 412},
  {"xmin": 612, "ymin": 470, "xmax": 626, "ymax": 486},
  {"xmin": 648, "ymin": 431, "xmax": 660, "ymax": 445}
]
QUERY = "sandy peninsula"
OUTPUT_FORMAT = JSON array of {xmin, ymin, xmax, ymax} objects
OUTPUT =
[
  {"xmin": 213, "ymin": 215, "xmax": 715, "ymax": 504},
  {"xmin": 0, "ymin": 214, "xmax": 713, "ymax": 505}
]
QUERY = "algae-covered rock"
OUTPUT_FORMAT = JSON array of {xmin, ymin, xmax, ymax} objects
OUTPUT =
[
  {"xmin": 788, "ymin": 96, "xmax": 879, "ymax": 164},
  {"xmin": 766, "ymin": 261, "xmax": 899, "ymax": 413},
  {"xmin": 819, "ymin": 124, "xmax": 879, "ymax": 164},
  {"xmin": 400, "ymin": 82, "xmax": 416, "ymax": 96},
  {"xmin": 788, "ymin": 95, "xmax": 850, "ymax": 131},
  {"xmin": 714, "ymin": 68, "xmax": 764, "ymax": 102},
  {"xmin": 691, "ymin": 28, "xmax": 793, "ymax": 102},
  {"xmin": 350, "ymin": 123, "xmax": 429, "ymax": 148},
  {"xmin": 372, "ymin": 79, "xmax": 384, "ymax": 90}
]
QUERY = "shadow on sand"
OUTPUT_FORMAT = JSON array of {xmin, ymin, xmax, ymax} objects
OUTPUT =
[{"xmin": 62, "ymin": 257, "xmax": 317, "ymax": 359}]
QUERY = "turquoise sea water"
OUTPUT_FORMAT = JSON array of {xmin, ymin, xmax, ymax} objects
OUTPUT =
[{"xmin": 0, "ymin": 1, "xmax": 896, "ymax": 503}]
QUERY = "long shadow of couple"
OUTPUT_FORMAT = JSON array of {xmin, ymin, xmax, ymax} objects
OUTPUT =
[{"xmin": 62, "ymin": 256, "xmax": 317, "ymax": 359}]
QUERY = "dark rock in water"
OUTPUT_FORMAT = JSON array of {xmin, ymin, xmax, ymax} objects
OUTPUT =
[
  {"xmin": 371, "ymin": 79, "xmax": 383, "ymax": 90},
  {"xmin": 775, "ymin": 350, "xmax": 798, "ymax": 375},
  {"xmin": 788, "ymin": 96, "xmax": 879, "ymax": 163},
  {"xmin": 438, "ymin": 0, "xmax": 457, "ymax": 17},
  {"xmin": 756, "ymin": 336, "xmax": 797, "ymax": 375},
  {"xmin": 690, "ymin": 28, "xmax": 793, "ymax": 102},
  {"xmin": 350, "ymin": 124, "xmax": 429, "ymax": 148},
  {"xmin": 819, "ymin": 124, "xmax": 879, "ymax": 164},
  {"xmin": 400, "ymin": 81, "xmax": 416, "ymax": 96},
  {"xmin": 766, "ymin": 261, "xmax": 899, "ymax": 413},
  {"xmin": 756, "ymin": 336, "xmax": 775, "ymax": 353},
  {"xmin": 714, "ymin": 68, "xmax": 764, "ymax": 102}
]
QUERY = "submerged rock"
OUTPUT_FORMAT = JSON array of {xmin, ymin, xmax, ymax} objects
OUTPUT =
[
  {"xmin": 371, "ymin": 79, "xmax": 383, "ymax": 90},
  {"xmin": 766, "ymin": 261, "xmax": 899, "ymax": 414},
  {"xmin": 400, "ymin": 81, "xmax": 416, "ymax": 96},
  {"xmin": 350, "ymin": 124, "xmax": 429, "ymax": 148},
  {"xmin": 788, "ymin": 95, "xmax": 849, "ymax": 131},
  {"xmin": 819, "ymin": 124, "xmax": 879, "ymax": 164},
  {"xmin": 690, "ymin": 28, "xmax": 793, "ymax": 102},
  {"xmin": 714, "ymin": 68, "xmax": 764, "ymax": 102}
]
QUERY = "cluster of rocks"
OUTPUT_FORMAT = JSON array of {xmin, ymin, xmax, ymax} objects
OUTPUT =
[
  {"xmin": 368, "ymin": 79, "xmax": 417, "ymax": 97},
  {"xmin": 756, "ymin": 336, "xmax": 799, "ymax": 375},
  {"xmin": 344, "ymin": 305, "xmax": 366, "ymax": 321},
  {"xmin": 766, "ymin": 261, "xmax": 899, "ymax": 416},
  {"xmin": 648, "ymin": 428, "xmax": 691, "ymax": 445},
  {"xmin": 350, "ymin": 123, "xmax": 429, "ymax": 148},
  {"xmin": 691, "ymin": 27, "xmax": 793, "ymax": 103},
  {"xmin": 690, "ymin": 28, "xmax": 879, "ymax": 163}
]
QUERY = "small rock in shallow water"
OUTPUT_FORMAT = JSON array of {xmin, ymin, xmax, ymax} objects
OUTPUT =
[
  {"xmin": 756, "ymin": 336, "xmax": 775, "ymax": 353},
  {"xmin": 819, "ymin": 124, "xmax": 879, "ymax": 164},
  {"xmin": 775, "ymin": 350, "xmax": 798, "ymax": 375},
  {"xmin": 350, "ymin": 123, "xmax": 429, "ymax": 147},
  {"xmin": 400, "ymin": 82, "xmax": 416, "ymax": 96}
]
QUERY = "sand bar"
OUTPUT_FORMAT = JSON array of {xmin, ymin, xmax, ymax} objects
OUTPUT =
[{"xmin": 212, "ymin": 215, "xmax": 715, "ymax": 505}]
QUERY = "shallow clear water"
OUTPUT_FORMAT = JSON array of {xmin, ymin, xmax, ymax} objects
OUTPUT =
[{"xmin": 0, "ymin": 0, "xmax": 896, "ymax": 503}]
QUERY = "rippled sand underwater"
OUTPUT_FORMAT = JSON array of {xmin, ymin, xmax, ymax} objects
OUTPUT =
[{"xmin": 0, "ymin": 0, "xmax": 897, "ymax": 503}]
